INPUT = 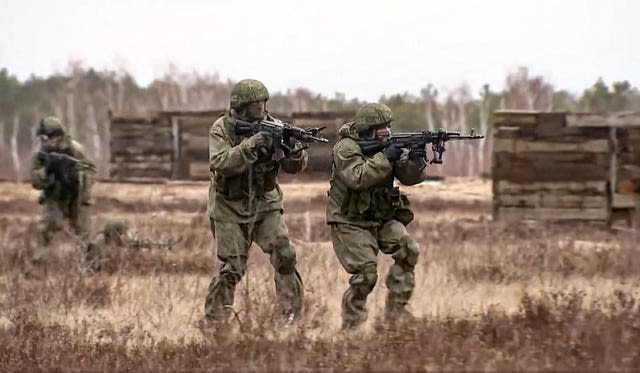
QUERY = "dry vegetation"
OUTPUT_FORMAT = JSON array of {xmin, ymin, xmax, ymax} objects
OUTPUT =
[{"xmin": 1, "ymin": 178, "xmax": 640, "ymax": 371}]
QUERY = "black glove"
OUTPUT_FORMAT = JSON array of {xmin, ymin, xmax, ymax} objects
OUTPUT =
[
  {"xmin": 382, "ymin": 144, "xmax": 402, "ymax": 162},
  {"xmin": 408, "ymin": 147, "xmax": 427, "ymax": 170}
]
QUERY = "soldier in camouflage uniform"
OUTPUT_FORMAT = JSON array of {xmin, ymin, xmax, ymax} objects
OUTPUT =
[
  {"xmin": 91, "ymin": 217, "xmax": 128, "ymax": 253},
  {"xmin": 92, "ymin": 217, "xmax": 174, "ymax": 252},
  {"xmin": 204, "ymin": 79, "xmax": 306, "ymax": 324},
  {"xmin": 30, "ymin": 117, "xmax": 98, "ymax": 269},
  {"xmin": 327, "ymin": 103, "xmax": 427, "ymax": 329}
]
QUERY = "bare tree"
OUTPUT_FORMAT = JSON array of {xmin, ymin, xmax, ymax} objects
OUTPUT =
[{"xmin": 503, "ymin": 67, "xmax": 554, "ymax": 111}]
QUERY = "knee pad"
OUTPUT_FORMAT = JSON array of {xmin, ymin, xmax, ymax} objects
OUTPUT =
[
  {"xmin": 220, "ymin": 256, "xmax": 247, "ymax": 285},
  {"xmin": 350, "ymin": 263, "xmax": 378, "ymax": 295},
  {"xmin": 394, "ymin": 241, "xmax": 419, "ymax": 270}
]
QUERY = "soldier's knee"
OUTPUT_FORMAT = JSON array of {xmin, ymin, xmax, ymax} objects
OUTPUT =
[
  {"xmin": 394, "ymin": 239, "xmax": 419, "ymax": 270},
  {"xmin": 274, "ymin": 244, "xmax": 296, "ymax": 275},
  {"xmin": 220, "ymin": 256, "xmax": 247, "ymax": 285},
  {"xmin": 350, "ymin": 262, "xmax": 378, "ymax": 296}
]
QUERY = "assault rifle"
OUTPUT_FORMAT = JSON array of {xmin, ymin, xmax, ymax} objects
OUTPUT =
[
  {"xmin": 126, "ymin": 236, "xmax": 176, "ymax": 251},
  {"xmin": 37, "ymin": 151, "xmax": 95, "ymax": 185},
  {"xmin": 358, "ymin": 129, "xmax": 484, "ymax": 170},
  {"xmin": 235, "ymin": 119, "xmax": 329, "ymax": 157}
]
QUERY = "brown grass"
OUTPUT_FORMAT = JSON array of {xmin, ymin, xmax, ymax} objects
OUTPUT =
[{"xmin": 1, "ymin": 179, "xmax": 639, "ymax": 371}]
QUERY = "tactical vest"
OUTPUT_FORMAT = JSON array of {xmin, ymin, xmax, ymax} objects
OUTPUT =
[
  {"xmin": 213, "ymin": 116, "xmax": 278, "ymax": 200},
  {"xmin": 340, "ymin": 183, "xmax": 398, "ymax": 221}
]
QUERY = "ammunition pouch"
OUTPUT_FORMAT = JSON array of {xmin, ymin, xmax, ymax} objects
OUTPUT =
[
  {"xmin": 340, "ymin": 185, "xmax": 397, "ymax": 221},
  {"xmin": 393, "ymin": 192, "xmax": 414, "ymax": 226},
  {"xmin": 214, "ymin": 161, "xmax": 279, "ymax": 200}
]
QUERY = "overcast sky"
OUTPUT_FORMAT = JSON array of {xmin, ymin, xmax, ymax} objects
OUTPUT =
[{"xmin": 1, "ymin": 0, "xmax": 637, "ymax": 101}]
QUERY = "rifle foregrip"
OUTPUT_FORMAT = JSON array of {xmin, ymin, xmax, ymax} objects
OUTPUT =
[
  {"xmin": 234, "ymin": 122, "xmax": 256, "ymax": 135},
  {"xmin": 357, "ymin": 141, "xmax": 386, "ymax": 156}
]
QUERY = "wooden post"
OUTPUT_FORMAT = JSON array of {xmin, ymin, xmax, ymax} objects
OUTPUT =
[
  {"xmin": 609, "ymin": 126, "xmax": 617, "ymax": 224},
  {"xmin": 171, "ymin": 116, "xmax": 181, "ymax": 180}
]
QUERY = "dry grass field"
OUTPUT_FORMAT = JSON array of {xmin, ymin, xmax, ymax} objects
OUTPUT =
[{"xmin": 1, "ymin": 178, "xmax": 639, "ymax": 371}]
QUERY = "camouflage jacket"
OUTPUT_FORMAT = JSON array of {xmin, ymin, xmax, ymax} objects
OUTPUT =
[
  {"xmin": 31, "ymin": 137, "xmax": 95, "ymax": 204},
  {"xmin": 208, "ymin": 110, "xmax": 308, "ymax": 223},
  {"xmin": 326, "ymin": 122, "xmax": 425, "ymax": 228}
]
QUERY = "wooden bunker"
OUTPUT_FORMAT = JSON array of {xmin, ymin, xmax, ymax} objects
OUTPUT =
[
  {"xmin": 492, "ymin": 110, "xmax": 640, "ymax": 226},
  {"xmin": 108, "ymin": 109, "xmax": 354, "ymax": 182}
]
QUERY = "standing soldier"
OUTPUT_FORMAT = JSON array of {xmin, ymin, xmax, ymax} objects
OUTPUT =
[
  {"xmin": 31, "ymin": 116, "xmax": 98, "ymax": 269},
  {"xmin": 326, "ymin": 103, "xmax": 427, "ymax": 329},
  {"xmin": 204, "ymin": 79, "xmax": 306, "ymax": 325}
]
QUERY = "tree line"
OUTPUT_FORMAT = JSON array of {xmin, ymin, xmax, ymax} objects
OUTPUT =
[{"xmin": 1, "ymin": 64, "xmax": 638, "ymax": 180}]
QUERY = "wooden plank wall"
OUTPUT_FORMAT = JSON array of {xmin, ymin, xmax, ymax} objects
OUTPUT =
[
  {"xmin": 492, "ymin": 111, "xmax": 611, "ymax": 222},
  {"xmin": 172, "ymin": 111, "xmax": 225, "ymax": 180},
  {"xmin": 109, "ymin": 110, "xmax": 355, "ymax": 181},
  {"xmin": 109, "ymin": 112, "xmax": 173, "ymax": 181},
  {"xmin": 567, "ymin": 112, "xmax": 640, "ymax": 226},
  {"xmin": 290, "ymin": 111, "xmax": 354, "ymax": 173}
]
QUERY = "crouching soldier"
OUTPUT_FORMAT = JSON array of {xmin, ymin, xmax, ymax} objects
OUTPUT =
[
  {"xmin": 204, "ymin": 79, "xmax": 306, "ymax": 325},
  {"xmin": 30, "ymin": 116, "xmax": 98, "ymax": 270},
  {"xmin": 326, "ymin": 103, "xmax": 427, "ymax": 329}
]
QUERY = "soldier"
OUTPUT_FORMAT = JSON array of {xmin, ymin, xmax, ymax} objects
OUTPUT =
[
  {"xmin": 91, "ymin": 217, "xmax": 128, "ymax": 252},
  {"xmin": 31, "ymin": 116, "xmax": 98, "ymax": 269},
  {"xmin": 326, "ymin": 103, "xmax": 427, "ymax": 329},
  {"xmin": 92, "ymin": 217, "xmax": 174, "ymax": 253},
  {"xmin": 204, "ymin": 79, "xmax": 306, "ymax": 325}
]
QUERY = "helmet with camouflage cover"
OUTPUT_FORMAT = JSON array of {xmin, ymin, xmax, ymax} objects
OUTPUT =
[
  {"xmin": 36, "ymin": 116, "xmax": 66, "ymax": 137},
  {"xmin": 230, "ymin": 79, "xmax": 270, "ymax": 109},
  {"xmin": 103, "ymin": 217, "xmax": 127, "ymax": 241},
  {"xmin": 353, "ymin": 103, "xmax": 394, "ymax": 134}
]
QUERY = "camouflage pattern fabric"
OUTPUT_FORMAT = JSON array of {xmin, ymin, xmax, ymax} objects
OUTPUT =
[
  {"xmin": 326, "ymin": 118, "xmax": 425, "ymax": 329},
  {"xmin": 331, "ymin": 221, "xmax": 419, "ymax": 329},
  {"xmin": 229, "ymin": 79, "xmax": 270, "ymax": 109},
  {"xmin": 31, "ymin": 135, "xmax": 96, "ymax": 269},
  {"xmin": 204, "ymin": 211, "xmax": 303, "ymax": 320},
  {"xmin": 205, "ymin": 103, "xmax": 307, "ymax": 322},
  {"xmin": 352, "ymin": 102, "xmax": 394, "ymax": 134}
]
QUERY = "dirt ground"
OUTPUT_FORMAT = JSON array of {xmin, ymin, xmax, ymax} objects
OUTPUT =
[{"xmin": 1, "ymin": 178, "xmax": 639, "ymax": 371}]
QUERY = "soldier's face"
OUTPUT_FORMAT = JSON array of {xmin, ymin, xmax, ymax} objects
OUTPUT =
[
  {"xmin": 245, "ymin": 100, "xmax": 266, "ymax": 121},
  {"xmin": 375, "ymin": 123, "xmax": 391, "ymax": 139},
  {"xmin": 40, "ymin": 134, "xmax": 61, "ymax": 150}
]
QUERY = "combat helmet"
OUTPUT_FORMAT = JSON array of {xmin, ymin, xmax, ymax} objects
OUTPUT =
[
  {"xmin": 103, "ymin": 217, "xmax": 127, "ymax": 242},
  {"xmin": 230, "ymin": 79, "xmax": 270, "ymax": 109},
  {"xmin": 36, "ymin": 116, "xmax": 66, "ymax": 137},
  {"xmin": 353, "ymin": 103, "xmax": 393, "ymax": 134}
]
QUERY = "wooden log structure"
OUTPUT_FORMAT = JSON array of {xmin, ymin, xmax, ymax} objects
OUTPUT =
[
  {"xmin": 492, "ymin": 111, "xmax": 640, "ymax": 226},
  {"xmin": 108, "ymin": 111, "xmax": 174, "ymax": 181},
  {"xmin": 108, "ymin": 109, "xmax": 355, "ymax": 181}
]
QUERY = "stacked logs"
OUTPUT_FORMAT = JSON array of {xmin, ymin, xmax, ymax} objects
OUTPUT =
[
  {"xmin": 109, "ymin": 112, "xmax": 173, "ymax": 181},
  {"xmin": 173, "ymin": 112, "xmax": 225, "ymax": 180},
  {"xmin": 492, "ymin": 111, "xmax": 611, "ymax": 222},
  {"xmin": 108, "ymin": 110, "xmax": 355, "ymax": 182},
  {"xmin": 566, "ymin": 112, "xmax": 640, "ymax": 225},
  {"xmin": 290, "ymin": 111, "xmax": 353, "ymax": 173}
]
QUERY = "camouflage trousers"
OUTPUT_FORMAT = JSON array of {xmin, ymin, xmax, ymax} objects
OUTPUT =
[
  {"xmin": 331, "ymin": 220, "xmax": 419, "ymax": 329},
  {"xmin": 204, "ymin": 211, "xmax": 303, "ymax": 321},
  {"xmin": 36, "ymin": 198, "xmax": 98, "ymax": 268}
]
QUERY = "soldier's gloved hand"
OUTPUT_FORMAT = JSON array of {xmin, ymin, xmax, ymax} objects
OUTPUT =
[
  {"xmin": 283, "ymin": 138, "xmax": 304, "ymax": 158},
  {"xmin": 408, "ymin": 147, "xmax": 427, "ymax": 169},
  {"xmin": 382, "ymin": 144, "xmax": 403, "ymax": 162},
  {"xmin": 248, "ymin": 131, "xmax": 273, "ymax": 150}
]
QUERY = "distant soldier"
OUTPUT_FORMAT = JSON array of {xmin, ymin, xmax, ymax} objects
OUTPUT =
[
  {"xmin": 92, "ymin": 217, "xmax": 175, "ymax": 254},
  {"xmin": 97, "ymin": 217, "xmax": 128, "ymax": 247},
  {"xmin": 31, "ymin": 116, "xmax": 98, "ymax": 269},
  {"xmin": 204, "ymin": 79, "xmax": 306, "ymax": 325},
  {"xmin": 326, "ymin": 103, "xmax": 427, "ymax": 329}
]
